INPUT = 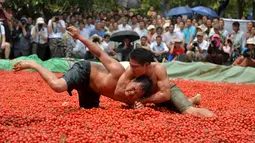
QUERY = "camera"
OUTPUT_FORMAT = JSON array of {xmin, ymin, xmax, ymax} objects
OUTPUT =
[
  {"xmin": 55, "ymin": 16, "xmax": 59, "ymax": 22},
  {"xmin": 211, "ymin": 39, "xmax": 217, "ymax": 47},
  {"xmin": 21, "ymin": 19, "xmax": 27, "ymax": 25},
  {"xmin": 38, "ymin": 24, "xmax": 43, "ymax": 31},
  {"xmin": 243, "ymin": 49, "xmax": 251, "ymax": 58},
  {"xmin": 193, "ymin": 42, "xmax": 198, "ymax": 47}
]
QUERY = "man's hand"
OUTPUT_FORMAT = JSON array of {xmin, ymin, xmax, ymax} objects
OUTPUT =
[
  {"xmin": 67, "ymin": 26, "xmax": 81, "ymax": 40},
  {"xmin": 13, "ymin": 60, "xmax": 35, "ymax": 72},
  {"xmin": 133, "ymin": 101, "xmax": 145, "ymax": 109}
]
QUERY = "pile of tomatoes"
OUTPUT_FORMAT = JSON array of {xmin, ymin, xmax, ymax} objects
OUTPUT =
[{"xmin": 0, "ymin": 71, "xmax": 254, "ymax": 142}]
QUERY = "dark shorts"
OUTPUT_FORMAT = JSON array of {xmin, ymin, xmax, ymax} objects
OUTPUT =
[
  {"xmin": 62, "ymin": 61, "xmax": 100, "ymax": 109},
  {"xmin": 157, "ymin": 83, "xmax": 192, "ymax": 113}
]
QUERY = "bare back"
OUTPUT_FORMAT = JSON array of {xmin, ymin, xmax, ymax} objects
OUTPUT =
[{"xmin": 89, "ymin": 63, "xmax": 129, "ymax": 103}]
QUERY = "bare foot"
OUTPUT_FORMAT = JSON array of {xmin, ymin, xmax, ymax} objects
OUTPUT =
[{"xmin": 189, "ymin": 94, "xmax": 201, "ymax": 106}]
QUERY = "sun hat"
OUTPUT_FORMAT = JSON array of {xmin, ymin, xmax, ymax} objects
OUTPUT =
[{"xmin": 36, "ymin": 17, "xmax": 45, "ymax": 24}]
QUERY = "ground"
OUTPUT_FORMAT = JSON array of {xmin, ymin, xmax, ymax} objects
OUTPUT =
[{"xmin": 0, "ymin": 70, "xmax": 255, "ymax": 142}]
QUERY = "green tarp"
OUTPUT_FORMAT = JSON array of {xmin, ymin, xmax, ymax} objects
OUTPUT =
[{"xmin": 1, "ymin": 55, "xmax": 254, "ymax": 84}]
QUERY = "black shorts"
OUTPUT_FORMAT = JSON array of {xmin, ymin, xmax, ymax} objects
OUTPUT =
[{"xmin": 62, "ymin": 61, "xmax": 100, "ymax": 109}]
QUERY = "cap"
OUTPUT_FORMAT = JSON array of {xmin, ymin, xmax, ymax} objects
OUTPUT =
[{"xmin": 147, "ymin": 25, "xmax": 155, "ymax": 31}]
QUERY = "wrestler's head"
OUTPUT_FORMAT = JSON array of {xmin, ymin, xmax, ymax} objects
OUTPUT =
[
  {"xmin": 129, "ymin": 48, "xmax": 154, "ymax": 77},
  {"xmin": 125, "ymin": 75, "xmax": 152, "ymax": 102}
]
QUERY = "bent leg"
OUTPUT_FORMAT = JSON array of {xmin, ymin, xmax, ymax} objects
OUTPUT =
[{"xmin": 2, "ymin": 42, "xmax": 10, "ymax": 59}]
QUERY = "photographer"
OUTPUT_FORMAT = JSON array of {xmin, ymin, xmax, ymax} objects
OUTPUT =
[
  {"xmin": 0, "ymin": 19, "xmax": 10, "ymax": 59},
  {"xmin": 0, "ymin": 0, "xmax": 12, "ymax": 42},
  {"xmin": 48, "ymin": 12, "xmax": 66, "ymax": 58},
  {"xmin": 12, "ymin": 17, "xmax": 31, "ymax": 58},
  {"xmin": 206, "ymin": 34, "xmax": 225, "ymax": 65},
  {"xmin": 31, "ymin": 17, "xmax": 48, "ymax": 60},
  {"xmin": 186, "ymin": 32, "xmax": 209, "ymax": 62},
  {"xmin": 232, "ymin": 38, "xmax": 255, "ymax": 67}
]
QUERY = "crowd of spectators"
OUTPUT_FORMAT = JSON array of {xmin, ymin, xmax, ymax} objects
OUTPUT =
[{"xmin": 0, "ymin": 3, "xmax": 254, "ymax": 67}]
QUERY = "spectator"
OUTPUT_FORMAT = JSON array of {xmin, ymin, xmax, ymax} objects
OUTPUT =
[
  {"xmin": 246, "ymin": 22, "xmax": 253, "ymax": 40},
  {"xmin": 206, "ymin": 34, "xmax": 224, "ymax": 65},
  {"xmin": 150, "ymin": 35, "xmax": 169, "ymax": 62},
  {"xmin": 211, "ymin": 24, "xmax": 225, "ymax": 44},
  {"xmin": 129, "ymin": 15, "xmax": 139, "ymax": 29},
  {"xmin": 113, "ymin": 22, "xmax": 119, "ymax": 32},
  {"xmin": 115, "ymin": 38, "xmax": 134, "ymax": 61},
  {"xmin": 85, "ymin": 16, "xmax": 95, "ymax": 33},
  {"xmin": 12, "ymin": 17, "xmax": 31, "ymax": 58},
  {"xmin": 0, "ymin": 19, "xmax": 10, "ymax": 59},
  {"xmin": 229, "ymin": 22, "xmax": 245, "ymax": 50},
  {"xmin": 174, "ymin": 15, "xmax": 182, "ymax": 32},
  {"xmin": 48, "ymin": 12, "xmax": 66, "ymax": 58},
  {"xmin": 147, "ymin": 6, "xmax": 154, "ymax": 17},
  {"xmin": 184, "ymin": 19, "xmax": 196, "ymax": 51},
  {"xmin": 219, "ymin": 19, "xmax": 229, "ymax": 38},
  {"xmin": 222, "ymin": 38, "xmax": 233, "ymax": 63},
  {"xmin": 100, "ymin": 34, "xmax": 111, "ymax": 54},
  {"xmin": 205, "ymin": 19, "xmax": 212, "ymax": 35},
  {"xmin": 202, "ymin": 16, "xmax": 208, "ymax": 25},
  {"xmin": 31, "ymin": 17, "xmax": 48, "ymax": 60},
  {"xmin": 134, "ymin": 21, "xmax": 148, "ymax": 38},
  {"xmin": 90, "ymin": 22, "xmax": 105, "ymax": 38},
  {"xmin": 187, "ymin": 32, "xmax": 209, "ymax": 62},
  {"xmin": 147, "ymin": 25, "xmax": 155, "ymax": 43},
  {"xmin": 168, "ymin": 39, "xmax": 185, "ymax": 62},
  {"xmin": 135, "ymin": 36, "xmax": 151, "ymax": 51},
  {"xmin": 118, "ymin": 17, "xmax": 132, "ymax": 31},
  {"xmin": 0, "ymin": 0, "xmax": 12, "ymax": 42},
  {"xmin": 163, "ymin": 23, "xmax": 170, "ymax": 33},
  {"xmin": 151, "ymin": 26, "xmax": 163, "ymax": 42},
  {"xmin": 176, "ymin": 21, "xmax": 185, "ymax": 42},
  {"xmin": 232, "ymin": 38, "xmax": 255, "ymax": 67},
  {"xmin": 162, "ymin": 24, "xmax": 179, "ymax": 48},
  {"xmin": 79, "ymin": 21, "xmax": 90, "ymax": 39},
  {"xmin": 196, "ymin": 25, "xmax": 209, "ymax": 40}
]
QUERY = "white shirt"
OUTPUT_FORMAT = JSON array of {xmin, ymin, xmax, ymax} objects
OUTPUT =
[
  {"xmin": 30, "ymin": 27, "xmax": 48, "ymax": 44},
  {"xmin": 162, "ymin": 32, "xmax": 179, "ymax": 44},
  {"xmin": 48, "ymin": 20, "xmax": 66, "ymax": 39},
  {"xmin": 80, "ymin": 28, "xmax": 90, "ymax": 39},
  {"xmin": 0, "ymin": 25, "xmax": 5, "ymax": 42},
  {"xmin": 191, "ymin": 39, "xmax": 210, "ymax": 51},
  {"xmin": 134, "ymin": 27, "xmax": 148, "ymax": 38},
  {"xmin": 118, "ymin": 24, "xmax": 132, "ymax": 31},
  {"xmin": 150, "ymin": 41, "xmax": 169, "ymax": 52},
  {"xmin": 176, "ymin": 30, "xmax": 185, "ymax": 40}
]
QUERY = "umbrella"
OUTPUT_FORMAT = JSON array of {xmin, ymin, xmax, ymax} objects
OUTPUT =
[
  {"xmin": 167, "ymin": 6, "xmax": 193, "ymax": 17},
  {"xmin": 110, "ymin": 30, "xmax": 140, "ymax": 42},
  {"xmin": 117, "ymin": 0, "xmax": 140, "ymax": 8},
  {"xmin": 192, "ymin": 6, "xmax": 218, "ymax": 18}
]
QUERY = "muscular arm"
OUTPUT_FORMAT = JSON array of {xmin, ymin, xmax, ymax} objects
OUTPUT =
[
  {"xmin": 139, "ymin": 66, "xmax": 171, "ymax": 104},
  {"xmin": 114, "ymin": 67, "xmax": 134, "ymax": 98},
  {"xmin": 76, "ymin": 32, "xmax": 125, "ymax": 77}
]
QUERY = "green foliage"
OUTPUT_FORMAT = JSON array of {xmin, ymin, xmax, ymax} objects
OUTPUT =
[{"xmin": 5, "ymin": 0, "xmax": 254, "ymax": 19}]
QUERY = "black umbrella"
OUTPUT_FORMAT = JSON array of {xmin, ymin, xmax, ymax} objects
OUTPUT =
[
  {"xmin": 117, "ymin": 0, "xmax": 140, "ymax": 8},
  {"xmin": 110, "ymin": 30, "xmax": 140, "ymax": 42}
]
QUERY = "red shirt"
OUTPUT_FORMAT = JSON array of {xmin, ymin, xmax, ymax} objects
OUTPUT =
[{"xmin": 172, "ymin": 47, "xmax": 185, "ymax": 56}]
